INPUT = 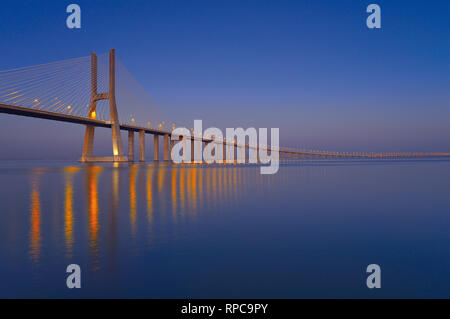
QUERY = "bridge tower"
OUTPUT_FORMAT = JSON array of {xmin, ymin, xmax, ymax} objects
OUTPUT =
[{"xmin": 80, "ymin": 49, "xmax": 127, "ymax": 162}]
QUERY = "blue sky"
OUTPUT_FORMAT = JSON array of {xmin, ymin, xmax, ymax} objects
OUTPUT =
[{"xmin": 0, "ymin": 0, "xmax": 448, "ymax": 159}]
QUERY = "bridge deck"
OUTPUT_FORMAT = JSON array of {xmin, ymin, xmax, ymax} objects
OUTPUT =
[
  {"xmin": 0, "ymin": 103, "xmax": 171, "ymax": 136},
  {"xmin": 1, "ymin": 103, "xmax": 449, "ymax": 158}
]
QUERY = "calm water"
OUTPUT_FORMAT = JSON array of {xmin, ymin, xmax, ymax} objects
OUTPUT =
[{"xmin": 0, "ymin": 160, "xmax": 449, "ymax": 298}]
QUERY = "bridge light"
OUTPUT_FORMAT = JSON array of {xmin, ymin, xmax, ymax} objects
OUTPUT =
[
  {"xmin": 131, "ymin": 117, "xmax": 135, "ymax": 123},
  {"xmin": 67, "ymin": 105, "xmax": 71, "ymax": 110},
  {"xmin": 33, "ymin": 99, "xmax": 39, "ymax": 103},
  {"xmin": 90, "ymin": 111, "xmax": 96, "ymax": 119}
]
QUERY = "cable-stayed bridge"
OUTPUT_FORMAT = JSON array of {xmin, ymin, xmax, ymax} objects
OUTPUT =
[{"xmin": 0, "ymin": 49, "xmax": 448, "ymax": 163}]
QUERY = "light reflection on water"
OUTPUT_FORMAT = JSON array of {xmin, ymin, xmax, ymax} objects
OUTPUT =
[
  {"xmin": 29, "ymin": 176, "xmax": 41, "ymax": 264},
  {"xmin": 0, "ymin": 160, "xmax": 449, "ymax": 298},
  {"xmin": 25, "ymin": 163, "xmax": 258, "ymax": 267}
]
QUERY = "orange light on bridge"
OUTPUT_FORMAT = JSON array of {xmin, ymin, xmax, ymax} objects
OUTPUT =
[{"xmin": 90, "ymin": 111, "xmax": 96, "ymax": 119}]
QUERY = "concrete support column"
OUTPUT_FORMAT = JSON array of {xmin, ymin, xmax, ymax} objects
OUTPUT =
[
  {"xmin": 191, "ymin": 138, "xmax": 195, "ymax": 163},
  {"xmin": 256, "ymin": 145, "xmax": 260, "ymax": 164},
  {"xmin": 203, "ymin": 141, "xmax": 211, "ymax": 163},
  {"xmin": 238, "ymin": 144, "xmax": 245, "ymax": 164},
  {"xmin": 195, "ymin": 140, "xmax": 202, "ymax": 163},
  {"xmin": 163, "ymin": 134, "xmax": 169, "ymax": 161},
  {"xmin": 180, "ymin": 137, "xmax": 187, "ymax": 162},
  {"xmin": 81, "ymin": 125, "xmax": 95, "ymax": 161},
  {"xmin": 170, "ymin": 138, "xmax": 174, "ymax": 162},
  {"xmin": 222, "ymin": 142, "xmax": 226, "ymax": 164},
  {"xmin": 128, "ymin": 131, "xmax": 134, "ymax": 162},
  {"xmin": 153, "ymin": 135, "xmax": 159, "ymax": 161},
  {"xmin": 139, "ymin": 130, "xmax": 145, "ymax": 162}
]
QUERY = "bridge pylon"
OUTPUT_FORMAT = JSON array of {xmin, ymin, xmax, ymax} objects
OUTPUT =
[{"xmin": 80, "ymin": 49, "xmax": 127, "ymax": 162}]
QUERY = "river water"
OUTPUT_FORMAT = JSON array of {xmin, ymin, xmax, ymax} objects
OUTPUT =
[{"xmin": 0, "ymin": 159, "xmax": 449, "ymax": 298}]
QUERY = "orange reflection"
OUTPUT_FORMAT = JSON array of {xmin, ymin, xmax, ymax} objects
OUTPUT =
[
  {"xmin": 64, "ymin": 167, "xmax": 80, "ymax": 258},
  {"xmin": 186, "ymin": 168, "xmax": 192, "ymax": 211},
  {"xmin": 227, "ymin": 166, "xmax": 232, "ymax": 199},
  {"xmin": 233, "ymin": 166, "xmax": 238, "ymax": 200},
  {"xmin": 212, "ymin": 167, "xmax": 218, "ymax": 209},
  {"xmin": 171, "ymin": 168, "xmax": 177, "ymax": 220},
  {"xmin": 157, "ymin": 166, "xmax": 164, "ymax": 191},
  {"xmin": 109, "ymin": 165, "xmax": 120, "ymax": 263},
  {"xmin": 198, "ymin": 168, "xmax": 203, "ymax": 205},
  {"xmin": 218, "ymin": 166, "xmax": 223, "ymax": 204},
  {"xmin": 179, "ymin": 168, "xmax": 186, "ymax": 216},
  {"xmin": 86, "ymin": 165, "xmax": 102, "ymax": 268},
  {"xmin": 191, "ymin": 167, "xmax": 197, "ymax": 213},
  {"xmin": 129, "ymin": 164, "xmax": 137, "ymax": 235},
  {"xmin": 29, "ymin": 179, "xmax": 41, "ymax": 263},
  {"xmin": 205, "ymin": 168, "xmax": 211, "ymax": 210},
  {"xmin": 146, "ymin": 167, "xmax": 153, "ymax": 223}
]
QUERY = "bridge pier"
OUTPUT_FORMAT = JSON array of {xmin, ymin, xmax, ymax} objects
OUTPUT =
[
  {"xmin": 179, "ymin": 136, "xmax": 187, "ymax": 162},
  {"xmin": 79, "ymin": 49, "xmax": 127, "ymax": 163},
  {"xmin": 203, "ymin": 140, "xmax": 211, "ymax": 163},
  {"xmin": 191, "ymin": 138, "xmax": 195, "ymax": 163},
  {"xmin": 238, "ymin": 144, "xmax": 245, "ymax": 164},
  {"xmin": 80, "ymin": 125, "xmax": 95, "ymax": 162},
  {"xmin": 139, "ymin": 130, "xmax": 145, "ymax": 162},
  {"xmin": 170, "ymin": 138, "xmax": 174, "ymax": 162},
  {"xmin": 128, "ymin": 131, "xmax": 134, "ymax": 162},
  {"xmin": 153, "ymin": 135, "xmax": 159, "ymax": 161},
  {"xmin": 194, "ymin": 139, "xmax": 202, "ymax": 163},
  {"xmin": 163, "ymin": 134, "xmax": 169, "ymax": 161},
  {"xmin": 222, "ymin": 142, "xmax": 226, "ymax": 164}
]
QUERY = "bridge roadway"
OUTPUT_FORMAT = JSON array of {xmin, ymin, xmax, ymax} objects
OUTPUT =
[
  {"xmin": 0, "ymin": 103, "xmax": 175, "ymax": 136},
  {"xmin": 1, "ymin": 102, "xmax": 449, "ymax": 160}
]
